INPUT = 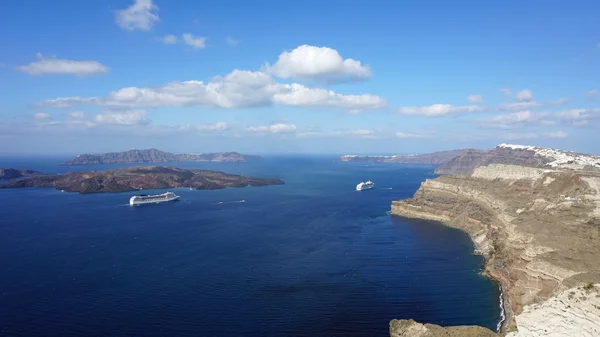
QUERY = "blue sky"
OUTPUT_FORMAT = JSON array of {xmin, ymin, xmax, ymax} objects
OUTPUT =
[{"xmin": 1, "ymin": 0, "xmax": 599, "ymax": 155}]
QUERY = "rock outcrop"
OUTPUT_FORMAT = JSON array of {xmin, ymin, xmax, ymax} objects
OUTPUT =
[
  {"xmin": 0, "ymin": 166, "xmax": 284, "ymax": 193},
  {"xmin": 435, "ymin": 144, "xmax": 600, "ymax": 176},
  {"xmin": 338, "ymin": 149, "xmax": 469, "ymax": 165},
  {"xmin": 390, "ymin": 319, "xmax": 500, "ymax": 337},
  {"xmin": 390, "ymin": 161, "xmax": 600, "ymax": 336},
  {"xmin": 64, "ymin": 149, "xmax": 262, "ymax": 165},
  {"xmin": 0, "ymin": 168, "xmax": 43, "ymax": 180}
]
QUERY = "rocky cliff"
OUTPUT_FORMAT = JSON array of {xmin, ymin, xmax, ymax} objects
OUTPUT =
[
  {"xmin": 0, "ymin": 168, "xmax": 43, "ymax": 180},
  {"xmin": 390, "ymin": 160, "xmax": 600, "ymax": 336},
  {"xmin": 435, "ymin": 144, "xmax": 600, "ymax": 176},
  {"xmin": 0, "ymin": 166, "xmax": 284, "ymax": 193},
  {"xmin": 64, "ymin": 149, "xmax": 262, "ymax": 165},
  {"xmin": 338, "ymin": 149, "xmax": 469, "ymax": 165}
]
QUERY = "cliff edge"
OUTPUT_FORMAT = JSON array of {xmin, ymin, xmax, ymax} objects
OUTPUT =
[{"xmin": 390, "ymin": 150, "xmax": 600, "ymax": 336}]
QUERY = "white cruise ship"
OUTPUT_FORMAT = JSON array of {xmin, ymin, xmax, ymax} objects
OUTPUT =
[
  {"xmin": 130, "ymin": 191, "xmax": 180, "ymax": 206},
  {"xmin": 356, "ymin": 180, "xmax": 375, "ymax": 191}
]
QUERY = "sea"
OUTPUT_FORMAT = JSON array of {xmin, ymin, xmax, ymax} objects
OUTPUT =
[{"xmin": 0, "ymin": 155, "xmax": 501, "ymax": 336}]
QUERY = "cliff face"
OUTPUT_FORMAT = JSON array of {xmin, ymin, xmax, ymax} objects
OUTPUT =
[
  {"xmin": 338, "ymin": 149, "xmax": 469, "ymax": 165},
  {"xmin": 0, "ymin": 168, "xmax": 43, "ymax": 180},
  {"xmin": 435, "ymin": 144, "xmax": 600, "ymax": 176},
  {"xmin": 64, "ymin": 149, "xmax": 261, "ymax": 165},
  {"xmin": 0, "ymin": 166, "xmax": 284, "ymax": 193},
  {"xmin": 391, "ymin": 163, "xmax": 600, "ymax": 335}
]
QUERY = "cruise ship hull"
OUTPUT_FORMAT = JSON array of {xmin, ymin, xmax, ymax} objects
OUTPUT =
[{"xmin": 130, "ymin": 192, "xmax": 180, "ymax": 206}]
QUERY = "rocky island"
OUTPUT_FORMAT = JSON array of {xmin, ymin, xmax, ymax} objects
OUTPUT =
[
  {"xmin": 0, "ymin": 166, "xmax": 284, "ymax": 194},
  {"xmin": 390, "ymin": 144, "xmax": 600, "ymax": 336},
  {"xmin": 64, "ymin": 149, "xmax": 262, "ymax": 165},
  {"xmin": 338, "ymin": 149, "xmax": 469, "ymax": 165},
  {"xmin": 0, "ymin": 168, "xmax": 43, "ymax": 180}
]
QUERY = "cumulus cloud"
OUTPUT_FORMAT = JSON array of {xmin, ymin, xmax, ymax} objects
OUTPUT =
[
  {"xmin": 161, "ymin": 34, "xmax": 177, "ymax": 44},
  {"xmin": 395, "ymin": 131, "xmax": 433, "ymax": 139},
  {"xmin": 68, "ymin": 111, "xmax": 85, "ymax": 120},
  {"xmin": 182, "ymin": 33, "xmax": 207, "ymax": 49},
  {"xmin": 94, "ymin": 110, "xmax": 149, "ymax": 125},
  {"xmin": 247, "ymin": 123, "xmax": 297, "ymax": 134},
  {"xmin": 115, "ymin": 0, "xmax": 159, "ymax": 31},
  {"xmin": 226, "ymin": 37, "xmax": 239, "ymax": 46},
  {"xmin": 36, "ymin": 70, "xmax": 385, "ymax": 112},
  {"xmin": 272, "ymin": 84, "xmax": 386, "ymax": 112},
  {"xmin": 17, "ymin": 53, "xmax": 108, "ymax": 76},
  {"xmin": 32, "ymin": 112, "xmax": 52, "ymax": 120},
  {"xmin": 467, "ymin": 94, "xmax": 485, "ymax": 103},
  {"xmin": 506, "ymin": 130, "xmax": 567, "ymax": 140},
  {"xmin": 515, "ymin": 89, "xmax": 534, "ymax": 102},
  {"xmin": 264, "ymin": 45, "xmax": 371, "ymax": 83},
  {"xmin": 500, "ymin": 88, "xmax": 512, "ymax": 96},
  {"xmin": 397, "ymin": 104, "xmax": 484, "ymax": 117}
]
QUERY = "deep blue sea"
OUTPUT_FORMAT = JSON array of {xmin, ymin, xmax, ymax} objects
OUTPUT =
[{"xmin": 0, "ymin": 156, "xmax": 501, "ymax": 336}]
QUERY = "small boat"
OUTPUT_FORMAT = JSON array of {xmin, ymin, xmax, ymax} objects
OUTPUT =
[
  {"xmin": 130, "ymin": 191, "xmax": 180, "ymax": 206},
  {"xmin": 356, "ymin": 180, "xmax": 375, "ymax": 191}
]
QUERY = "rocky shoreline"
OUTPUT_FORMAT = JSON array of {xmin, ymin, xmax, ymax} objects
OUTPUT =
[{"xmin": 390, "ymin": 161, "xmax": 600, "ymax": 336}]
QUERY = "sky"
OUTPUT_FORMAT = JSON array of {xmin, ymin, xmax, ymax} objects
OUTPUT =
[{"xmin": 1, "ymin": 0, "xmax": 599, "ymax": 155}]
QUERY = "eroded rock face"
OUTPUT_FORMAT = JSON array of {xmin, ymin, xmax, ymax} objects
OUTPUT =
[
  {"xmin": 0, "ymin": 166, "xmax": 284, "ymax": 193},
  {"xmin": 390, "ymin": 319, "xmax": 499, "ymax": 337},
  {"xmin": 391, "ymin": 163, "xmax": 600, "ymax": 335},
  {"xmin": 506, "ymin": 284, "xmax": 600, "ymax": 337}
]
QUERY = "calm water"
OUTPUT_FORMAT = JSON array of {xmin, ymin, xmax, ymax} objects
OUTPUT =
[{"xmin": 0, "ymin": 156, "xmax": 501, "ymax": 336}]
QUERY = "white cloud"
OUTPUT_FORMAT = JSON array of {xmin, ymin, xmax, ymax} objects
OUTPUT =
[
  {"xmin": 585, "ymin": 89, "xmax": 597, "ymax": 99},
  {"xmin": 17, "ymin": 53, "xmax": 108, "ymax": 76},
  {"xmin": 247, "ymin": 123, "xmax": 297, "ymax": 134},
  {"xmin": 496, "ymin": 98, "xmax": 568, "ymax": 112},
  {"xmin": 395, "ymin": 131, "xmax": 433, "ymax": 139},
  {"xmin": 477, "ymin": 111, "xmax": 551, "ymax": 129},
  {"xmin": 179, "ymin": 122, "xmax": 228, "ymax": 132},
  {"xmin": 115, "ymin": 0, "xmax": 159, "ymax": 31},
  {"xmin": 37, "ymin": 70, "xmax": 385, "ymax": 112},
  {"xmin": 467, "ymin": 94, "xmax": 485, "ymax": 103},
  {"xmin": 226, "ymin": 37, "xmax": 239, "ymax": 46},
  {"xmin": 264, "ymin": 45, "xmax": 371, "ymax": 83},
  {"xmin": 272, "ymin": 84, "xmax": 386, "ymax": 112},
  {"xmin": 161, "ymin": 34, "xmax": 177, "ymax": 44},
  {"xmin": 33, "ymin": 112, "xmax": 52, "ymax": 120},
  {"xmin": 68, "ymin": 111, "xmax": 85, "ymax": 120},
  {"xmin": 182, "ymin": 33, "xmax": 207, "ymax": 49},
  {"xmin": 500, "ymin": 88, "xmax": 512, "ymax": 96},
  {"xmin": 297, "ymin": 129, "xmax": 377, "ymax": 138},
  {"xmin": 397, "ymin": 104, "xmax": 484, "ymax": 117},
  {"xmin": 506, "ymin": 130, "xmax": 567, "ymax": 140},
  {"xmin": 515, "ymin": 89, "xmax": 534, "ymax": 102},
  {"xmin": 554, "ymin": 108, "xmax": 600, "ymax": 126},
  {"xmin": 94, "ymin": 110, "xmax": 149, "ymax": 125}
]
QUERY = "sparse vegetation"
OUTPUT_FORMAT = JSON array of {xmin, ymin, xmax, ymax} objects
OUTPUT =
[
  {"xmin": 583, "ymin": 282, "xmax": 595, "ymax": 291},
  {"xmin": 508, "ymin": 324, "xmax": 518, "ymax": 333}
]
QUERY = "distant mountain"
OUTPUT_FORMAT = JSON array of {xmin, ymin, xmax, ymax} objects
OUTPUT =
[
  {"xmin": 435, "ymin": 143, "xmax": 600, "ymax": 175},
  {"xmin": 337, "ymin": 149, "xmax": 469, "ymax": 165},
  {"xmin": 64, "ymin": 149, "xmax": 262, "ymax": 165},
  {"xmin": 0, "ymin": 168, "xmax": 43, "ymax": 180}
]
